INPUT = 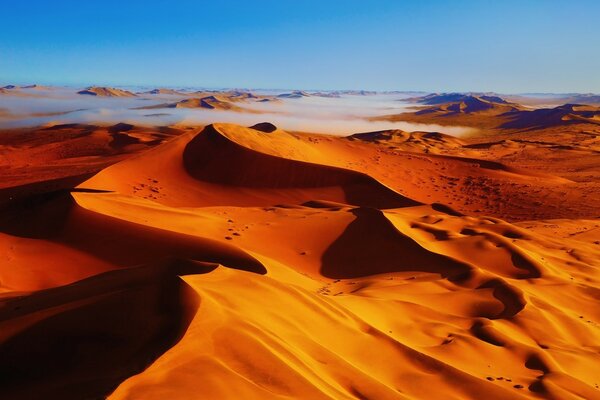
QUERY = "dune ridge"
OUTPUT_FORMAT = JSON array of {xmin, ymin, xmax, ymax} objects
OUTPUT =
[
  {"xmin": 78, "ymin": 86, "xmax": 137, "ymax": 97},
  {"xmin": 375, "ymin": 96, "xmax": 600, "ymax": 132},
  {"xmin": 135, "ymin": 95, "xmax": 264, "ymax": 113},
  {"xmin": 0, "ymin": 121, "xmax": 599, "ymax": 399}
]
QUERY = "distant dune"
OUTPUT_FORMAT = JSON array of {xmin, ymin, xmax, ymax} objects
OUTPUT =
[
  {"xmin": 143, "ymin": 88, "xmax": 186, "ymax": 96},
  {"xmin": 500, "ymin": 103, "xmax": 600, "ymax": 129},
  {"xmin": 21, "ymin": 84, "xmax": 49, "ymax": 90},
  {"xmin": 0, "ymin": 86, "xmax": 46, "ymax": 98},
  {"xmin": 277, "ymin": 90, "xmax": 312, "ymax": 98},
  {"xmin": 506, "ymin": 93, "xmax": 600, "ymax": 106},
  {"xmin": 350, "ymin": 129, "xmax": 464, "ymax": 153},
  {"xmin": 413, "ymin": 95, "xmax": 521, "ymax": 114},
  {"xmin": 78, "ymin": 86, "xmax": 137, "ymax": 97},
  {"xmin": 0, "ymin": 123, "xmax": 182, "ymax": 192},
  {"xmin": 565, "ymin": 93, "xmax": 600, "ymax": 105},
  {"xmin": 369, "ymin": 95, "xmax": 521, "ymax": 129},
  {"xmin": 137, "ymin": 94, "xmax": 264, "ymax": 113},
  {"xmin": 374, "ymin": 94, "xmax": 600, "ymax": 131},
  {"xmin": 342, "ymin": 89, "xmax": 377, "ymax": 96},
  {"xmin": 409, "ymin": 92, "xmax": 511, "ymax": 105},
  {"xmin": 175, "ymin": 96, "xmax": 239, "ymax": 110},
  {"xmin": 311, "ymin": 91, "xmax": 341, "ymax": 98},
  {"xmin": 256, "ymin": 97, "xmax": 281, "ymax": 103},
  {"xmin": 223, "ymin": 90, "xmax": 258, "ymax": 100}
]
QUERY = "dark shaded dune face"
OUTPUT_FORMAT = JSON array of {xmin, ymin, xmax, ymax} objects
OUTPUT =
[
  {"xmin": 500, "ymin": 108, "xmax": 571, "ymax": 129},
  {"xmin": 42, "ymin": 123, "xmax": 97, "ymax": 132},
  {"xmin": 412, "ymin": 93, "xmax": 511, "ymax": 106},
  {"xmin": 0, "ymin": 191, "xmax": 267, "ymax": 277},
  {"xmin": 109, "ymin": 132, "xmax": 141, "ymax": 149},
  {"xmin": 420, "ymin": 97, "xmax": 517, "ymax": 116},
  {"xmin": 0, "ymin": 190, "xmax": 74, "ymax": 238},
  {"xmin": 249, "ymin": 122, "xmax": 277, "ymax": 133},
  {"xmin": 431, "ymin": 202, "xmax": 464, "ymax": 217},
  {"xmin": 321, "ymin": 208, "xmax": 470, "ymax": 279},
  {"xmin": 499, "ymin": 104, "xmax": 600, "ymax": 130},
  {"xmin": 108, "ymin": 122, "xmax": 135, "ymax": 133},
  {"xmin": 477, "ymin": 278, "xmax": 527, "ymax": 319},
  {"xmin": 302, "ymin": 199, "xmax": 350, "ymax": 209},
  {"xmin": 64, "ymin": 205, "xmax": 266, "ymax": 274},
  {"xmin": 446, "ymin": 97, "xmax": 494, "ymax": 113},
  {"xmin": 0, "ymin": 259, "xmax": 210, "ymax": 400},
  {"xmin": 480, "ymin": 95, "xmax": 508, "ymax": 104},
  {"xmin": 0, "ymin": 174, "xmax": 98, "ymax": 209},
  {"xmin": 183, "ymin": 125, "xmax": 420, "ymax": 209},
  {"xmin": 349, "ymin": 129, "xmax": 407, "ymax": 142}
]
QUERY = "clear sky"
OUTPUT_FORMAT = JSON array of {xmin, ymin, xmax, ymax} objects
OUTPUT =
[{"xmin": 1, "ymin": 0, "xmax": 599, "ymax": 93}]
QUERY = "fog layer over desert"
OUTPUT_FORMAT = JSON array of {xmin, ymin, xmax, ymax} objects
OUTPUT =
[{"xmin": 0, "ymin": 86, "xmax": 475, "ymax": 135}]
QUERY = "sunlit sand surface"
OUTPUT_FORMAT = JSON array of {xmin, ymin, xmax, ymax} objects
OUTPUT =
[{"xmin": 1, "ymin": 90, "xmax": 599, "ymax": 399}]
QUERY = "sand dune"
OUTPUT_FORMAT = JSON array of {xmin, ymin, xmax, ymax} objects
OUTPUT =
[
  {"xmin": 377, "ymin": 95, "xmax": 600, "ymax": 132},
  {"xmin": 278, "ymin": 90, "xmax": 312, "ymax": 99},
  {"xmin": 1, "ymin": 118, "xmax": 599, "ymax": 399},
  {"xmin": 0, "ymin": 123, "xmax": 182, "ymax": 192},
  {"xmin": 0, "ymin": 259, "xmax": 209, "ymax": 398},
  {"xmin": 78, "ymin": 86, "xmax": 137, "ymax": 97},
  {"xmin": 500, "ymin": 104, "xmax": 600, "ymax": 129},
  {"xmin": 0, "ymin": 87, "xmax": 44, "ymax": 98},
  {"xmin": 505, "ymin": 93, "xmax": 600, "ymax": 107},
  {"xmin": 175, "ymin": 96, "xmax": 245, "ymax": 110},
  {"xmin": 433, "ymin": 96, "xmax": 519, "ymax": 114},
  {"xmin": 143, "ymin": 88, "xmax": 186, "ymax": 95},
  {"xmin": 408, "ymin": 92, "xmax": 511, "ymax": 105},
  {"xmin": 136, "ymin": 95, "xmax": 264, "ymax": 113},
  {"xmin": 372, "ymin": 96, "xmax": 522, "ymax": 129},
  {"xmin": 80, "ymin": 122, "xmax": 598, "ymax": 220},
  {"xmin": 20, "ymin": 84, "xmax": 49, "ymax": 90},
  {"xmin": 81, "ymin": 123, "xmax": 420, "ymax": 209},
  {"xmin": 350, "ymin": 129, "xmax": 465, "ymax": 153}
]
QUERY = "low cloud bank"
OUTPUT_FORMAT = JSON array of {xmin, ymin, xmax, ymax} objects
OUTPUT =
[{"xmin": 0, "ymin": 90, "xmax": 476, "ymax": 137}]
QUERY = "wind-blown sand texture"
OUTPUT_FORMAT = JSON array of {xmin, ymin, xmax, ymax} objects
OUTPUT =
[{"xmin": 0, "ymin": 117, "xmax": 599, "ymax": 399}]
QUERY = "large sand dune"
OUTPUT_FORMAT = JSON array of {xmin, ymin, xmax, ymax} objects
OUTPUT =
[
  {"xmin": 0, "ymin": 120, "xmax": 599, "ymax": 399},
  {"xmin": 78, "ymin": 86, "xmax": 137, "ymax": 97}
]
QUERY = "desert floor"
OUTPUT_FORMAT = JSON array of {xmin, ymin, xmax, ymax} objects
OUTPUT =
[{"xmin": 1, "ymin": 92, "xmax": 599, "ymax": 399}]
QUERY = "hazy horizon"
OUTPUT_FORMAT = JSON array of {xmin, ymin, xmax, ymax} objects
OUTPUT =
[
  {"xmin": 2, "ymin": 83, "xmax": 598, "ymax": 97},
  {"xmin": 0, "ymin": 87, "xmax": 478, "ymax": 135}
]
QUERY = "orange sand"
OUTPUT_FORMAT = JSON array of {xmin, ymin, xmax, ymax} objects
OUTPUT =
[{"xmin": 0, "ymin": 118, "xmax": 599, "ymax": 399}]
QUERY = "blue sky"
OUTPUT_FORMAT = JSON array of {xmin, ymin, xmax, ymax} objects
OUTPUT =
[{"xmin": 1, "ymin": 1, "xmax": 599, "ymax": 92}]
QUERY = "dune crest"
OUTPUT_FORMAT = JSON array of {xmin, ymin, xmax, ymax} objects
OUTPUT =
[
  {"xmin": 136, "ymin": 95, "xmax": 265, "ymax": 113},
  {"xmin": 78, "ymin": 86, "xmax": 137, "ymax": 97},
  {"xmin": 1, "ymin": 119, "xmax": 599, "ymax": 399}
]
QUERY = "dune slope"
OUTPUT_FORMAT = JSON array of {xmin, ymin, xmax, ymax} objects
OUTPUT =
[{"xmin": 0, "ymin": 122, "xmax": 599, "ymax": 400}]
